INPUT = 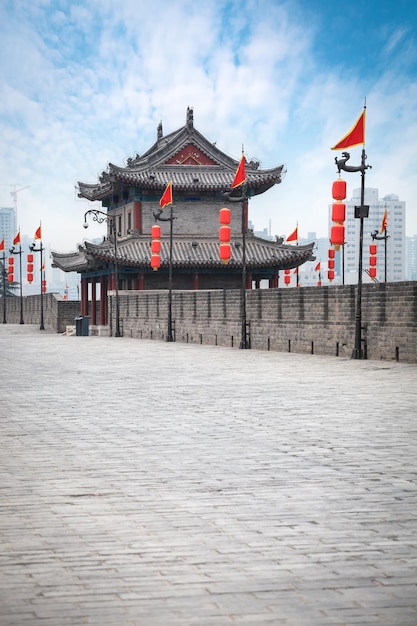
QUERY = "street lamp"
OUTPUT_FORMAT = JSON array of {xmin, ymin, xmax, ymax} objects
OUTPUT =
[
  {"xmin": 83, "ymin": 209, "xmax": 121, "ymax": 337},
  {"xmin": 9, "ymin": 243, "xmax": 24, "ymax": 324},
  {"xmin": 335, "ymin": 149, "xmax": 372, "ymax": 359},
  {"xmin": 224, "ymin": 182, "xmax": 250, "ymax": 349},
  {"xmin": 153, "ymin": 205, "xmax": 175, "ymax": 342},
  {"xmin": 29, "ymin": 239, "xmax": 45, "ymax": 330}
]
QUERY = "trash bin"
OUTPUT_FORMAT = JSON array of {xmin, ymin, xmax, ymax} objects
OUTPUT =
[
  {"xmin": 75, "ymin": 316, "xmax": 90, "ymax": 336},
  {"xmin": 75, "ymin": 316, "xmax": 82, "ymax": 336}
]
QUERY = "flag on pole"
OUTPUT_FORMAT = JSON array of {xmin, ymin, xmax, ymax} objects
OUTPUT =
[
  {"xmin": 13, "ymin": 231, "xmax": 20, "ymax": 245},
  {"xmin": 34, "ymin": 225, "xmax": 42, "ymax": 240},
  {"xmin": 380, "ymin": 208, "xmax": 388, "ymax": 233},
  {"xmin": 286, "ymin": 225, "xmax": 298, "ymax": 242},
  {"xmin": 314, "ymin": 261, "xmax": 321, "ymax": 271},
  {"xmin": 331, "ymin": 108, "xmax": 366, "ymax": 150},
  {"xmin": 159, "ymin": 180, "xmax": 173, "ymax": 208},
  {"xmin": 0, "ymin": 239, "xmax": 4, "ymax": 251},
  {"xmin": 231, "ymin": 154, "xmax": 246, "ymax": 188}
]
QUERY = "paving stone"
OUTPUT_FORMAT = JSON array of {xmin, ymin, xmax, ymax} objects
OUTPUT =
[{"xmin": 1, "ymin": 324, "xmax": 417, "ymax": 625}]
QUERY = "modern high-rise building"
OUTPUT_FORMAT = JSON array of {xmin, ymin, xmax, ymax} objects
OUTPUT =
[
  {"xmin": 405, "ymin": 235, "xmax": 417, "ymax": 281},
  {"xmin": 0, "ymin": 206, "xmax": 16, "ymax": 252},
  {"xmin": 328, "ymin": 188, "xmax": 406, "ymax": 283}
]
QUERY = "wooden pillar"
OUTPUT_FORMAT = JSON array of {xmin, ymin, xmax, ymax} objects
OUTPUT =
[
  {"xmin": 246, "ymin": 273, "xmax": 252, "ymax": 289},
  {"xmin": 193, "ymin": 271, "xmax": 199, "ymax": 290},
  {"xmin": 99, "ymin": 276, "xmax": 107, "ymax": 325},
  {"xmin": 81, "ymin": 277, "xmax": 89, "ymax": 316},
  {"xmin": 134, "ymin": 201, "xmax": 142, "ymax": 233},
  {"xmin": 138, "ymin": 273, "xmax": 145, "ymax": 290},
  {"xmin": 91, "ymin": 278, "xmax": 97, "ymax": 324}
]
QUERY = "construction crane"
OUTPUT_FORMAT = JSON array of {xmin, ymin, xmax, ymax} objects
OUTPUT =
[{"xmin": 10, "ymin": 185, "xmax": 30, "ymax": 226}]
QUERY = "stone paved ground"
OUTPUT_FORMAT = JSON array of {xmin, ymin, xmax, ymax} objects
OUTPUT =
[{"xmin": 0, "ymin": 324, "xmax": 416, "ymax": 626}]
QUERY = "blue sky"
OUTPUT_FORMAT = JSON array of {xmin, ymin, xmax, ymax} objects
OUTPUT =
[{"xmin": 0, "ymin": 0, "xmax": 416, "ymax": 250}]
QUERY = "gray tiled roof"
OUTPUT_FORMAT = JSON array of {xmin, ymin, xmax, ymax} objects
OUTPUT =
[{"xmin": 52, "ymin": 235, "xmax": 315, "ymax": 273}]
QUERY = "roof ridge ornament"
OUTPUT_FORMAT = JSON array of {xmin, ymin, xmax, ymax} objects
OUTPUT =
[
  {"xmin": 157, "ymin": 120, "xmax": 163, "ymax": 140},
  {"xmin": 186, "ymin": 106, "xmax": 194, "ymax": 130}
]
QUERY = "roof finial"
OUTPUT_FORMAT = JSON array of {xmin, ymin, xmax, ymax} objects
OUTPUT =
[
  {"xmin": 157, "ymin": 120, "xmax": 163, "ymax": 140},
  {"xmin": 186, "ymin": 106, "xmax": 194, "ymax": 130}
]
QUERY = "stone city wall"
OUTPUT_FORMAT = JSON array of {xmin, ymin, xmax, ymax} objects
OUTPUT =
[
  {"xmin": 112, "ymin": 281, "xmax": 417, "ymax": 363},
  {"xmin": 3, "ymin": 282, "xmax": 417, "ymax": 363}
]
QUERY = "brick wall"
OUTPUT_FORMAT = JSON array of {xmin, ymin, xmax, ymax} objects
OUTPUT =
[
  {"xmin": 3, "ymin": 282, "xmax": 416, "ymax": 363},
  {"xmin": 112, "ymin": 282, "xmax": 417, "ymax": 363}
]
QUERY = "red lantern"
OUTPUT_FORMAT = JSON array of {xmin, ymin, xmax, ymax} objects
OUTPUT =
[
  {"xmin": 151, "ymin": 224, "xmax": 161, "ymax": 239},
  {"xmin": 151, "ymin": 254, "xmax": 160, "ymax": 271},
  {"xmin": 219, "ymin": 208, "xmax": 231, "ymax": 224},
  {"xmin": 332, "ymin": 179, "xmax": 346, "ymax": 201},
  {"xmin": 151, "ymin": 240, "xmax": 161, "ymax": 254},
  {"xmin": 369, "ymin": 243, "xmax": 377, "ymax": 255},
  {"xmin": 219, "ymin": 243, "xmax": 231, "ymax": 264},
  {"xmin": 331, "ymin": 202, "xmax": 346, "ymax": 224},
  {"xmin": 219, "ymin": 225, "xmax": 230, "ymax": 243},
  {"xmin": 27, "ymin": 253, "xmax": 34, "ymax": 263},
  {"xmin": 8, "ymin": 257, "xmax": 14, "ymax": 282},
  {"xmin": 27, "ymin": 273, "xmax": 34, "ymax": 283},
  {"xmin": 328, "ymin": 259, "xmax": 335, "ymax": 269},
  {"xmin": 328, "ymin": 248, "xmax": 335, "ymax": 259},
  {"xmin": 369, "ymin": 267, "xmax": 377, "ymax": 279},
  {"xmin": 284, "ymin": 275, "xmax": 291, "ymax": 285},
  {"xmin": 369, "ymin": 256, "xmax": 377, "ymax": 267},
  {"xmin": 42, "ymin": 279, "xmax": 47, "ymax": 294},
  {"xmin": 330, "ymin": 224, "xmax": 345, "ymax": 246},
  {"xmin": 328, "ymin": 270, "xmax": 335, "ymax": 281}
]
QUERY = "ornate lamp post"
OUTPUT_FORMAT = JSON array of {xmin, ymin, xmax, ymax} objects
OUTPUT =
[
  {"xmin": 335, "ymin": 149, "xmax": 372, "ymax": 359},
  {"xmin": 153, "ymin": 205, "xmax": 175, "ymax": 342},
  {"xmin": 83, "ymin": 209, "xmax": 121, "ymax": 337},
  {"xmin": 224, "ymin": 181, "xmax": 250, "ymax": 349},
  {"xmin": 29, "ymin": 237, "xmax": 45, "ymax": 331},
  {"xmin": 9, "ymin": 241, "xmax": 24, "ymax": 325}
]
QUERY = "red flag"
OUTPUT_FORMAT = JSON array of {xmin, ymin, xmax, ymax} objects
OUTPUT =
[
  {"xmin": 231, "ymin": 154, "xmax": 246, "ymax": 188},
  {"xmin": 0, "ymin": 239, "xmax": 4, "ymax": 251},
  {"xmin": 331, "ymin": 109, "xmax": 366, "ymax": 150},
  {"xmin": 13, "ymin": 231, "xmax": 20, "ymax": 245},
  {"xmin": 34, "ymin": 226, "xmax": 42, "ymax": 240},
  {"xmin": 159, "ymin": 181, "xmax": 173, "ymax": 208},
  {"xmin": 314, "ymin": 262, "xmax": 321, "ymax": 271},
  {"xmin": 286, "ymin": 226, "xmax": 298, "ymax": 242},
  {"xmin": 380, "ymin": 208, "xmax": 388, "ymax": 233}
]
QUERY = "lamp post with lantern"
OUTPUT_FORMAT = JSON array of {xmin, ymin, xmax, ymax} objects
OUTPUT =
[{"xmin": 83, "ymin": 209, "xmax": 121, "ymax": 337}]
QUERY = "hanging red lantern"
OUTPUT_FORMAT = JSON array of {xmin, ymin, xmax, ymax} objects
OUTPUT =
[
  {"xmin": 27, "ymin": 273, "xmax": 34, "ymax": 283},
  {"xmin": 369, "ymin": 267, "xmax": 377, "ymax": 279},
  {"xmin": 151, "ymin": 224, "xmax": 161, "ymax": 271},
  {"xmin": 151, "ymin": 240, "xmax": 161, "ymax": 254},
  {"xmin": 151, "ymin": 254, "xmax": 160, "ymax": 271},
  {"xmin": 42, "ymin": 279, "xmax": 47, "ymax": 293},
  {"xmin": 331, "ymin": 202, "xmax": 346, "ymax": 224},
  {"xmin": 332, "ymin": 179, "xmax": 346, "ymax": 201},
  {"xmin": 151, "ymin": 224, "xmax": 161, "ymax": 239},
  {"xmin": 369, "ymin": 256, "xmax": 377, "ymax": 267},
  {"xmin": 219, "ymin": 208, "xmax": 231, "ymax": 224},
  {"xmin": 8, "ymin": 257, "xmax": 14, "ymax": 282},
  {"xmin": 328, "ymin": 270, "xmax": 335, "ymax": 281},
  {"xmin": 219, "ymin": 225, "xmax": 231, "ymax": 243},
  {"xmin": 330, "ymin": 224, "xmax": 345, "ymax": 246},
  {"xmin": 27, "ymin": 253, "xmax": 34, "ymax": 263},
  {"xmin": 328, "ymin": 248, "xmax": 335, "ymax": 259},
  {"xmin": 328, "ymin": 259, "xmax": 335, "ymax": 269},
  {"xmin": 219, "ymin": 243, "xmax": 231, "ymax": 264},
  {"xmin": 369, "ymin": 243, "xmax": 377, "ymax": 255}
]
